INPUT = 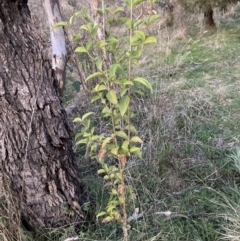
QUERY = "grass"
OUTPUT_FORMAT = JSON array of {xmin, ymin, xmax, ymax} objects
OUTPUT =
[
  {"xmin": 3, "ymin": 4, "xmax": 240, "ymax": 241},
  {"xmin": 69, "ymin": 16, "xmax": 240, "ymax": 240},
  {"xmin": 75, "ymin": 11, "xmax": 240, "ymax": 241}
]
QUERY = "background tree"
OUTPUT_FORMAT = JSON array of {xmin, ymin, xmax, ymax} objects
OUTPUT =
[
  {"xmin": 177, "ymin": 0, "xmax": 240, "ymax": 27},
  {"xmin": 0, "ymin": 0, "xmax": 85, "ymax": 229}
]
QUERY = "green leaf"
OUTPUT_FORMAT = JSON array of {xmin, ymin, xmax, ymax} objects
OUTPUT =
[
  {"xmin": 119, "ymin": 17, "xmax": 132, "ymax": 29},
  {"xmin": 121, "ymin": 140, "xmax": 129, "ymax": 153},
  {"xmin": 97, "ymin": 169, "xmax": 106, "ymax": 174},
  {"xmin": 147, "ymin": 14, "xmax": 161, "ymax": 25},
  {"xmin": 102, "ymin": 106, "xmax": 111, "ymax": 114},
  {"xmin": 134, "ymin": 149, "xmax": 142, "ymax": 159},
  {"xmin": 53, "ymin": 21, "xmax": 68, "ymax": 29},
  {"xmin": 97, "ymin": 84, "xmax": 108, "ymax": 91},
  {"xmin": 82, "ymin": 112, "xmax": 94, "ymax": 121},
  {"xmin": 109, "ymin": 64, "xmax": 119, "ymax": 79},
  {"xmin": 91, "ymin": 95, "xmax": 101, "ymax": 103},
  {"xmin": 133, "ymin": 77, "xmax": 152, "ymax": 91},
  {"xmin": 130, "ymin": 136, "xmax": 143, "ymax": 143},
  {"xmin": 144, "ymin": 36, "xmax": 157, "ymax": 45},
  {"xmin": 134, "ymin": 30, "xmax": 146, "ymax": 41},
  {"xmin": 102, "ymin": 137, "xmax": 112, "ymax": 148},
  {"xmin": 86, "ymin": 41, "xmax": 93, "ymax": 51},
  {"xmin": 113, "ymin": 7, "xmax": 124, "ymax": 14},
  {"xmin": 86, "ymin": 72, "xmax": 104, "ymax": 81},
  {"xmin": 130, "ymin": 146, "xmax": 141, "ymax": 152},
  {"xmin": 91, "ymin": 24, "xmax": 98, "ymax": 37},
  {"xmin": 102, "ymin": 216, "xmax": 114, "ymax": 223},
  {"xmin": 111, "ymin": 147, "xmax": 119, "ymax": 156},
  {"xmin": 97, "ymin": 211, "xmax": 107, "ymax": 218},
  {"xmin": 69, "ymin": 11, "xmax": 81, "ymax": 25},
  {"xmin": 119, "ymin": 96, "xmax": 130, "ymax": 117},
  {"xmin": 120, "ymin": 88, "xmax": 128, "ymax": 97},
  {"xmin": 76, "ymin": 139, "xmax": 88, "ymax": 145},
  {"xmin": 75, "ymin": 46, "xmax": 88, "ymax": 53},
  {"xmin": 72, "ymin": 33, "xmax": 81, "ymax": 42},
  {"xmin": 96, "ymin": 58, "xmax": 103, "ymax": 71},
  {"xmin": 116, "ymin": 131, "xmax": 128, "ymax": 140},
  {"xmin": 73, "ymin": 117, "xmax": 82, "ymax": 123},
  {"xmin": 133, "ymin": 0, "xmax": 146, "ymax": 7},
  {"xmin": 106, "ymin": 90, "xmax": 118, "ymax": 104},
  {"xmin": 111, "ymin": 189, "xmax": 118, "ymax": 195},
  {"xmin": 98, "ymin": 40, "xmax": 108, "ymax": 48},
  {"xmin": 80, "ymin": 23, "xmax": 93, "ymax": 32},
  {"xmin": 128, "ymin": 125, "xmax": 138, "ymax": 134},
  {"xmin": 103, "ymin": 175, "xmax": 110, "ymax": 180},
  {"xmin": 133, "ymin": 19, "xmax": 143, "ymax": 28}
]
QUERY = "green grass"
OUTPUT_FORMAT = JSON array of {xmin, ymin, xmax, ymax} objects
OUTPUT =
[{"xmin": 73, "ymin": 21, "xmax": 240, "ymax": 240}]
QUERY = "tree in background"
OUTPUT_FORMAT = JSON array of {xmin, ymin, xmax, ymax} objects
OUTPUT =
[{"xmin": 177, "ymin": 0, "xmax": 239, "ymax": 27}]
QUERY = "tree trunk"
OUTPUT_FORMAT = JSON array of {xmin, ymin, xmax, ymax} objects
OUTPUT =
[
  {"xmin": 0, "ymin": 0, "xmax": 85, "ymax": 229},
  {"xmin": 204, "ymin": 9, "xmax": 215, "ymax": 28},
  {"xmin": 43, "ymin": 0, "xmax": 67, "ymax": 94}
]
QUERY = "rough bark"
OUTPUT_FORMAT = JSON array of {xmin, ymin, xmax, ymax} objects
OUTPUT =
[
  {"xmin": 204, "ymin": 9, "xmax": 215, "ymax": 28},
  {"xmin": 0, "ymin": 0, "xmax": 85, "ymax": 229}
]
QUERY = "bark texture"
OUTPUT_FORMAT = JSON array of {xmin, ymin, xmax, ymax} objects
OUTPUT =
[{"xmin": 0, "ymin": 0, "xmax": 85, "ymax": 229}]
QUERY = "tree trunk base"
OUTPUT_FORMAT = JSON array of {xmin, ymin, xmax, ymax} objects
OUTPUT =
[{"xmin": 204, "ymin": 9, "xmax": 216, "ymax": 28}]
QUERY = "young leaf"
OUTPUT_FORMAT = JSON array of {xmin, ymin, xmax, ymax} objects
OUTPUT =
[
  {"xmin": 130, "ymin": 136, "xmax": 143, "ymax": 143},
  {"xmin": 91, "ymin": 24, "xmax": 98, "ymax": 37},
  {"xmin": 97, "ymin": 211, "xmax": 107, "ymax": 218},
  {"xmin": 97, "ymin": 84, "xmax": 108, "ymax": 91},
  {"xmin": 133, "ymin": 19, "xmax": 143, "ymax": 28},
  {"xmin": 69, "ymin": 11, "xmax": 81, "ymax": 25},
  {"xmin": 133, "ymin": 0, "xmax": 146, "ymax": 7},
  {"xmin": 130, "ymin": 146, "xmax": 141, "ymax": 153},
  {"xmin": 102, "ymin": 106, "xmax": 111, "ymax": 114},
  {"xmin": 102, "ymin": 216, "xmax": 114, "ymax": 223},
  {"xmin": 97, "ymin": 169, "xmax": 106, "ymax": 174},
  {"xmin": 147, "ymin": 14, "xmax": 161, "ymax": 25},
  {"xmin": 134, "ymin": 30, "xmax": 146, "ymax": 41},
  {"xmin": 91, "ymin": 95, "xmax": 101, "ymax": 103},
  {"xmin": 134, "ymin": 149, "xmax": 142, "ymax": 159},
  {"xmin": 113, "ymin": 7, "xmax": 124, "ymax": 14},
  {"xmin": 96, "ymin": 58, "xmax": 103, "ymax": 71},
  {"xmin": 72, "ymin": 33, "xmax": 81, "ymax": 42},
  {"xmin": 86, "ymin": 41, "xmax": 93, "ymax": 51},
  {"xmin": 53, "ymin": 21, "xmax": 68, "ymax": 29},
  {"xmin": 128, "ymin": 125, "xmax": 138, "ymax": 134},
  {"xmin": 102, "ymin": 137, "xmax": 112, "ymax": 148},
  {"xmin": 116, "ymin": 131, "xmax": 128, "ymax": 140},
  {"xmin": 119, "ymin": 17, "xmax": 132, "ymax": 29},
  {"xmin": 106, "ymin": 90, "xmax": 118, "ymax": 104},
  {"xmin": 82, "ymin": 112, "xmax": 94, "ymax": 121},
  {"xmin": 111, "ymin": 188, "xmax": 118, "ymax": 195},
  {"xmin": 86, "ymin": 72, "xmax": 104, "ymax": 81},
  {"xmin": 75, "ymin": 46, "xmax": 88, "ymax": 53},
  {"xmin": 119, "ymin": 96, "xmax": 130, "ymax": 117},
  {"xmin": 133, "ymin": 77, "xmax": 152, "ymax": 91},
  {"xmin": 76, "ymin": 139, "xmax": 88, "ymax": 145},
  {"xmin": 109, "ymin": 64, "xmax": 119, "ymax": 79},
  {"xmin": 73, "ymin": 117, "xmax": 82, "ymax": 123},
  {"xmin": 144, "ymin": 36, "xmax": 157, "ymax": 45}
]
